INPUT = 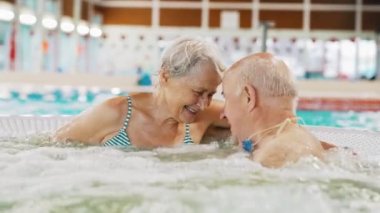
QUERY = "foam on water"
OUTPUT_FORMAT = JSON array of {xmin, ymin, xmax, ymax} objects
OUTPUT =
[{"xmin": 1, "ymin": 136, "xmax": 380, "ymax": 213}]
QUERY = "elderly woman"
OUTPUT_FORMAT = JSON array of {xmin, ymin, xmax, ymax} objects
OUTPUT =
[{"xmin": 54, "ymin": 37, "xmax": 229, "ymax": 148}]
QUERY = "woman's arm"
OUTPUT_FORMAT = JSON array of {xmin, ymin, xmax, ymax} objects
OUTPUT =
[
  {"xmin": 199, "ymin": 100, "xmax": 231, "ymax": 143},
  {"xmin": 53, "ymin": 97, "xmax": 127, "ymax": 145},
  {"xmin": 205, "ymin": 99, "xmax": 229, "ymax": 128}
]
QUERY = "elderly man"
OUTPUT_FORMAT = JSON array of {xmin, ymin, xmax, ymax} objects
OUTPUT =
[{"xmin": 221, "ymin": 53, "xmax": 325, "ymax": 168}]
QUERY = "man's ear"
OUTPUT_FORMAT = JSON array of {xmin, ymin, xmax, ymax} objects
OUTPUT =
[{"xmin": 243, "ymin": 84, "xmax": 256, "ymax": 112}]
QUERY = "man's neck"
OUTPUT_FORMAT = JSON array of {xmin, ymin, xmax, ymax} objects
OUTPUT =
[{"xmin": 247, "ymin": 99, "xmax": 296, "ymax": 145}]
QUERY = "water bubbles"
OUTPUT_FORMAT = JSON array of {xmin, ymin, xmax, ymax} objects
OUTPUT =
[{"xmin": 1, "ymin": 129, "xmax": 380, "ymax": 212}]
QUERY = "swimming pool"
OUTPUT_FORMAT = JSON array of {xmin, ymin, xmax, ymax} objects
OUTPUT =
[
  {"xmin": 1, "ymin": 89, "xmax": 379, "ymax": 131},
  {"xmin": 1, "ymin": 87, "xmax": 380, "ymax": 212}
]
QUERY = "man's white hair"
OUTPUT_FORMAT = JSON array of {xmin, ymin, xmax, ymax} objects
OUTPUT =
[
  {"xmin": 160, "ymin": 37, "xmax": 225, "ymax": 77},
  {"xmin": 238, "ymin": 54, "xmax": 297, "ymax": 97}
]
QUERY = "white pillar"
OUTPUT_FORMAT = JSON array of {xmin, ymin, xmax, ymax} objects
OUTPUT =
[
  {"xmin": 152, "ymin": 0, "xmax": 160, "ymax": 29},
  {"xmin": 252, "ymin": 0, "xmax": 259, "ymax": 29},
  {"xmin": 201, "ymin": 0, "xmax": 209, "ymax": 30},
  {"xmin": 34, "ymin": 0, "xmax": 45, "ymax": 73},
  {"xmin": 72, "ymin": 0, "xmax": 81, "ymax": 73},
  {"xmin": 303, "ymin": 0, "xmax": 310, "ymax": 34},
  {"xmin": 355, "ymin": 0, "xmax": 362, "ymax": 79},
  {"xmin": 54, "ymin": 0, "xmax": 62, "ymax": 73},
  {"xmin": 355, "ymin": 0, "xmax": 362, "ymax": 35}
]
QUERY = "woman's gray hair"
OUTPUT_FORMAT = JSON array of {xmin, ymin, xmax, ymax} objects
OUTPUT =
[{"xmin": 160, "ymin": 37, "xmax": 225, "ymax": 77}]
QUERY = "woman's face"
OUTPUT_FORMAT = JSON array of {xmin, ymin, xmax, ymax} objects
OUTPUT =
[{"xmin": 162, "ymin": 62, "xmax": 222, "ymax": 123}]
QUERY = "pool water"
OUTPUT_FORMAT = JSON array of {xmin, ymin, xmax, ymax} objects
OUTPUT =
[
  {"xmin": 0, "ymin": 137, "xmax": 380, "ymax": 213},
  {"xmin": 1, "ymin": 90, "xmax": 380, "ymax": 212},
  {"xmin": 1, "ymin": 97, "xmax": 379, "ymax": 131},
  {"xmin": 297, "ymin": 110, "xmax": 380, "ymax": 131}
]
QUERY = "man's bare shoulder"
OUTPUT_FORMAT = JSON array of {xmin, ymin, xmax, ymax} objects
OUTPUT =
[
  {"xmin": 253, "ymin": 142, "xmax": 288, "ymax": 168},
  {"xmin": 253, "ymin": 127, "xmax": 323, "ymax": 168}
]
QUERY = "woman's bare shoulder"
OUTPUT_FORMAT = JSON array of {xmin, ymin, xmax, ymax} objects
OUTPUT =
[
  {"xmin": 53, "ymin": 96, "xmax": 129, "ymax": 144},
  {"xmin": 103, "ymin": 96, "xmax": 128, "ymax": 108},
  {"xmin": 78, "ymin": 97, "xmax": 128, "ymax": 122}
]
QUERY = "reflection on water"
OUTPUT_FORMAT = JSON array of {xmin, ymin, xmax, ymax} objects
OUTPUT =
[
  {"xmin": 1, "ymin": 136, "xmax": 380, "ymax": 213},
  {"xmin": 0, "ymin": 98, "xmax": 380, "ymax": 131}
]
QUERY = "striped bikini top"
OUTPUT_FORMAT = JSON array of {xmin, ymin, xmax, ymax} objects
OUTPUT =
[{"xmin": 103, "ymin": 96, "xmax": 194, "ymax": 147}]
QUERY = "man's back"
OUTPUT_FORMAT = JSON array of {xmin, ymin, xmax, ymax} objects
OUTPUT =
[{"xmin": 252, "ymin": 124, "xmax": 324, "ymax": 168}]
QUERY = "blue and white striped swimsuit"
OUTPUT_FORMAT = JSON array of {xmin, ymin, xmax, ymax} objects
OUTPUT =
[{"xmin": 103, "ymin": 96, "xmax": 194, "ymax": 146}]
